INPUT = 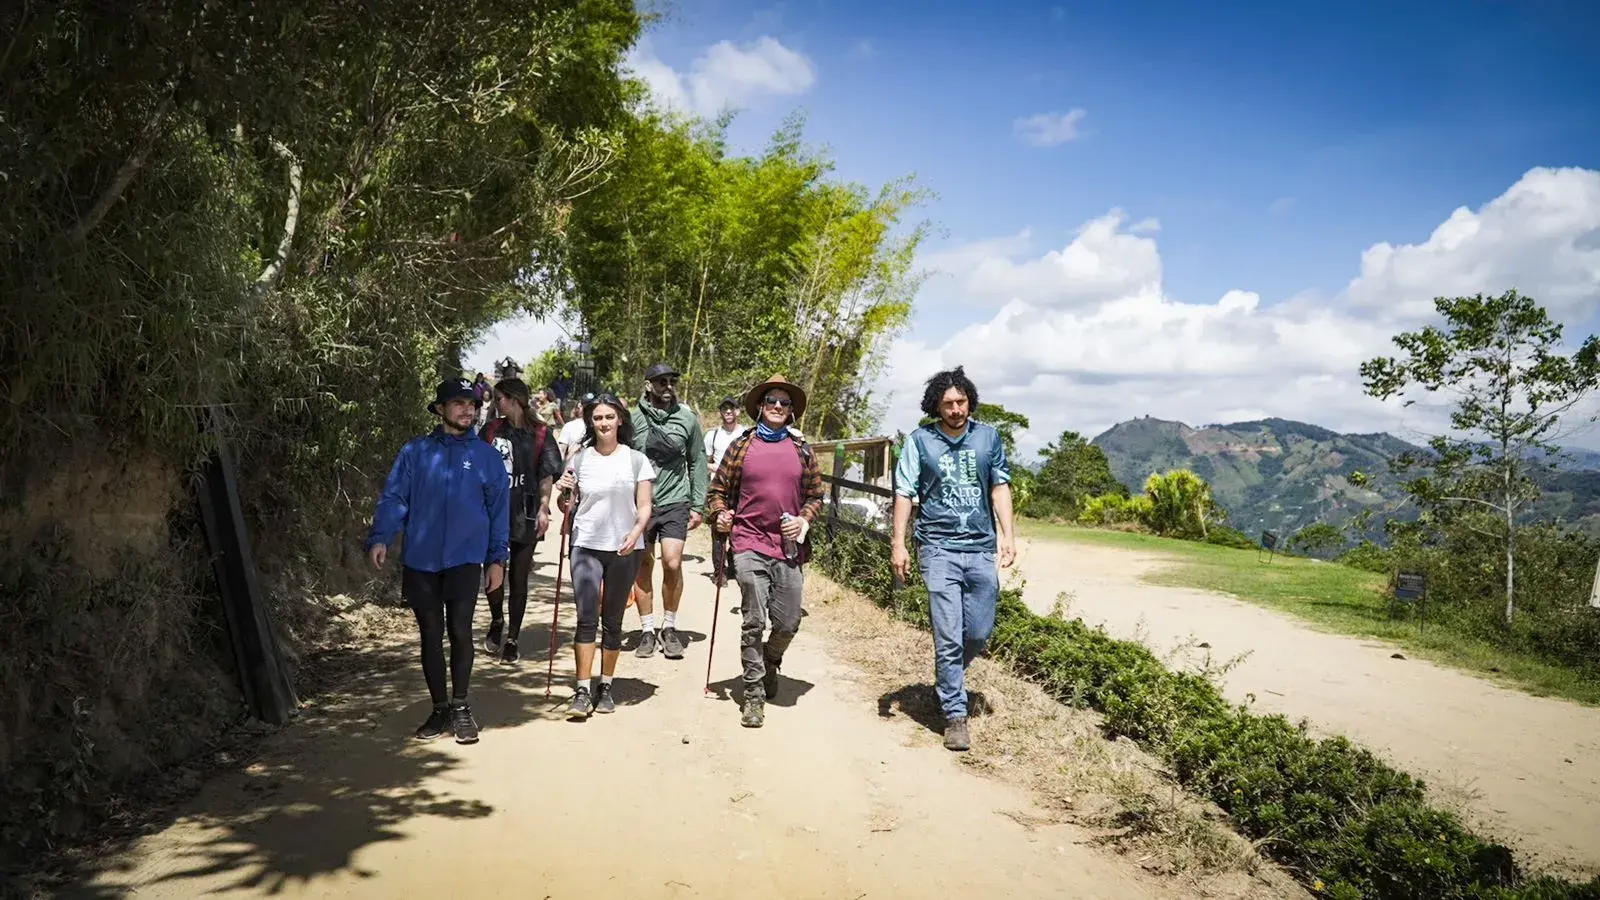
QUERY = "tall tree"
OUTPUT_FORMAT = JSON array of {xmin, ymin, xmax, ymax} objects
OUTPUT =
[
  {"xmin": 559, "ymin": 110, "xmax": 926, "ymax": 436},
  {"xmin": 1361, "ymin": 290, "xmax": 1600, "ymax": 625},
  {"xmin": 1033, "ymin": 430, "xmax": 1125, "ymax": 514}
]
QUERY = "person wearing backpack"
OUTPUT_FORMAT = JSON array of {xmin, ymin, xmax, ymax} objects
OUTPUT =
[
  {"xmin": 480, "ymin": 378, "xmax": 564, "ymax": 662},
  {"xmin": 704, "ymin": 375, "xmax": 824, "ymax": 728},
  {"xmin": 366, "ymin": 378, "xmax": 509, "ymax": 744},
  {"xmin": 629, "ymin": 362, "xmax": 707, "ymax": 660},
  {"xmin": 554, "ymin": 393, "xmax": 655, "ymax": 719}
]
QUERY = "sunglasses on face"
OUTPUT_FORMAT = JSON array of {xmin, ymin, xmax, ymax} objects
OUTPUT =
[
  {"xmin": 762, "ymin": 396, "xmax": 793, "ymax": 408},
  {"xmin": 651, "ymin": 377, "xmax": 679, "ymax": 387}
]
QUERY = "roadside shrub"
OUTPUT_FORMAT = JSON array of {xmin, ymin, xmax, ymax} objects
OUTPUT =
[
  {"xmin": 1078, "ymin": 493, "xmax": 1151, "ymax": 527},
  {"xmin": 812, "ymin": 526, "xmax": 1600, "ymax": 900},
  {"xmin": 1203, "ymin": 525, "xmax": 1257, "ymax": 550},
  {"xmin": 1338, "ymin": 540, "xmax": 1394, "ymax": 573}
]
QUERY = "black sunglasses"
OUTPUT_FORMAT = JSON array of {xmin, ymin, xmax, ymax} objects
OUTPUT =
[{"xmin": 762, "ymin": 395, "xmax": 793, "ymax": 408}]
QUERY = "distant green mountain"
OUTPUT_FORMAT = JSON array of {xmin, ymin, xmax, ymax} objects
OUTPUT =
[{"xmin": 1090, "ymin": 416, "xmax": 1600, "ymax": 541}]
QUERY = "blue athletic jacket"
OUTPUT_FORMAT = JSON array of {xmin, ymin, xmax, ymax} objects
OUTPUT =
[{"xmin": 366, "ymin": 427, "xmax": 511, "ymax": 573}]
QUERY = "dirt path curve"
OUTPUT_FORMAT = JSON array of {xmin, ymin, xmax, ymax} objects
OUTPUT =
[
  {"xmin": 1015, "ymin": 535, "xmax": 1600, "ymax": 877},
  {"xmin": 74, "ymin": 534, "xmax": 1195, "ymax": 899}
]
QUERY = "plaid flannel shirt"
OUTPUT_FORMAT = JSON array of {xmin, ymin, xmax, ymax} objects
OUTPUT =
[{"xmin": 705, "ymin": 431, "xmax": 824, "ymax": 524}]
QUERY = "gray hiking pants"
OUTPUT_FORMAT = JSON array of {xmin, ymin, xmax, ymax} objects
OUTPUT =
[{"xmin": 733, "ymin": 550, "xmax": 803, "ymax": 690}]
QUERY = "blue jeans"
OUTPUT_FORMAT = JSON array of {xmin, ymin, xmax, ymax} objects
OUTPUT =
[{"xmin": 917, "ymin": 545, "xmax": 999, "ymax": 719}]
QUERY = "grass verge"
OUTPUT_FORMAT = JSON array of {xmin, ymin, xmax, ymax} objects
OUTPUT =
[
  {"xmin": 1020, "ymin": 522, "xmax": 1600, "ymax": 707},
  {"xmin": 812, "ymin": 527, "xmax": 1600, "ymax": 900}
]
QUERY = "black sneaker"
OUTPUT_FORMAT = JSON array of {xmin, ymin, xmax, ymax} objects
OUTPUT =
[
  {"xmin": 762, "ymin": 658, "xmax": 781, "ymax": 701},
  {"xmin": 594, "ymin": 681, "xmax": 616, "ymax": 714},
  {"xmin": 501, "ymin": 637, "xmax": 519, "ymax": 663},
  {"xmin": 943, "ymin": 716, "xmax": 970, "ymax": 752},
  {"xmin": 740, "ymin": 690, "xmax": 765, "ymax": 728},
  {"xmin": 483, "ymin": 619, "xmax": 503, "ymax": 654},
  {"xmin": 660, "ymin": 627, "xmax": 685, "ymax": 660},
  {"xmin": 415, "ymin": 704, "xmax": 450, "ymax": 741},
  {"xmin": 450, "ymin": 702, "xmax": 480, "ymax": 744},
  {"xmin": 568, "ymin": 685, "xmax": 594, "ymax": 720},
  {"xmin": 634, "ymin": 629, "xmax": 658, "ymax": 658}
]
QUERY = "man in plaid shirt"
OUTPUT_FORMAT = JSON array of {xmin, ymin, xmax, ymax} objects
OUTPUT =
[{"xmin": 705, "ymin": 374, "xmax": 824, "ymax": 728}]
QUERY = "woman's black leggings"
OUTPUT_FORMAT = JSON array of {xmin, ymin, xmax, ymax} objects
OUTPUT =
[
  {"xmin": 486, "ymin": 539, "xmax": 537, "ymax": 638},
  {"xmin": 403, "ymin": 564, "xmax": 480, "ymax": 705},
  {"xmin": 571, "ymin": 547, "xmax": 641, "ymax": 651}
]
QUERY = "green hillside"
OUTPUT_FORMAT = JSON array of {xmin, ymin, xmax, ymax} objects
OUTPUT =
[{"xmin": 1091, "ymin": 416, "xmax": 1600, "ymax": 540}]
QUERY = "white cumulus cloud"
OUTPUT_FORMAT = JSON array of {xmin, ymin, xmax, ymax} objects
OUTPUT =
[
  {"xmin": 1013, "ymin": 109, "xmax": 1088, "ymax": 146},
  {"xmin": 872, "ymin": 167, "xmax": 1600, "ymax": 460},
  {"xmin": 625, "ymin": 36, "xmax": 815, "ymax": 118}
]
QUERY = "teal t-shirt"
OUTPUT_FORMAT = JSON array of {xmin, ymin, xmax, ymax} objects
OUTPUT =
[{"xmin": 894, "ymin": 421, "xmax": 1011, "ymax": 551}]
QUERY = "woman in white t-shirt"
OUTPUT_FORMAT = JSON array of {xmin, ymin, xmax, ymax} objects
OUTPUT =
[{"xmin": 554, "ymin": 393, "xmax": 655, "ymax": 719}]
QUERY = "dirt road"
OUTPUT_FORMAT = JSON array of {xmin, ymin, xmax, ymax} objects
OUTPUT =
[
  {"xmin": 73, "ymin": 535, "xmax": 1205, "ymax": 899},
  {"xmin": 1015, "ymin": 535, "xmax": 1600, "ymax": 877}
]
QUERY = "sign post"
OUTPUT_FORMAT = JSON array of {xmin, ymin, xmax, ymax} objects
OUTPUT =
[
  {"xmin": 1393, "ymin": 569, "xmax": 1428, "ymax": 631},
  {"xmin": 1259, "ymin": 530, "xmax": 1278, "ymax": 564},
  {"xmin": 1589, "ymin": 554, "xmax": 1600, "ymax": 609}
]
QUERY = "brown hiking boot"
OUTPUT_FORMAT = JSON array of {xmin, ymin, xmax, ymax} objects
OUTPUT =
[{"xmin": 943, "ymin": 716, "xmax": 970, "ymax": 751}]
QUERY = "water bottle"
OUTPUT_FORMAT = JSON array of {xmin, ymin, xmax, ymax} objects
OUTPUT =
[{"xmin": 780, "ymin": 513, "xmax": 799, "ymax": 561}]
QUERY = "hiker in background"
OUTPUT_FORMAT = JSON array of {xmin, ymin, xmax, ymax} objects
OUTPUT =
[
  {"xmin": 705, "ymin": 376, "xmax": 823, "ymax": 728},
  {"xmin": 555, "ymin": 393, "xmax": 655, "ymax": 719},
  {"xmin": 535, "ymin": 389, "xmax": 561, "ymax": 427},
  {"xmin": 366, "ymin": 378, "xmax": 509, "ymax": 745},
  {"xmin": 890, "ymin": 365, "xmax": 1016, "ymax": 752},
  {"xmin": 473, "ymin": 373, "xmax": 493, "ymax": 427},
  {"xmin": 481, "ymin": 378, "xmax": 563, "ymax": 662},
  {"xmin": 704, "ymin": 396, "xmax": 748, "ymax": 587},
  {"xmin": 630, "ymin": 362, "xmax": 707, "ymax": 660},
  {"xmin": 558, "ymin": 399, "xmax": 587, "ymax": 458}
]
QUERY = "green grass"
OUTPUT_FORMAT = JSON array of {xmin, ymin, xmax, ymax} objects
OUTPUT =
[{"xmin": 1020, "ymin": 521, "xmax": 1600, "ymax": 707}]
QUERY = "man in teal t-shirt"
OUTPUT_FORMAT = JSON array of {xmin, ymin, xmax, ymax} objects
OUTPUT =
[{"xmin": 892, "ymin": 365, "xmax": 1016, "ymax": 753}]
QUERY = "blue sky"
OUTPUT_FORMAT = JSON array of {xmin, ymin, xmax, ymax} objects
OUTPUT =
[{"xmin": 472, "ymin": 0, "xmax": 1600, "ymax": 454}]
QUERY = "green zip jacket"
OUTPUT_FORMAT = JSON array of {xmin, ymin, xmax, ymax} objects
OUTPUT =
[{"xmin": 632, "ymin": 398, "xmax": 707, "ymax": 511}]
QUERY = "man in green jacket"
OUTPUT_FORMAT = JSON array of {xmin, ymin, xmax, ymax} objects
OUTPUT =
[{"xmin": 631, "ymin": 362, "xmax": 708, "ymax": 659}]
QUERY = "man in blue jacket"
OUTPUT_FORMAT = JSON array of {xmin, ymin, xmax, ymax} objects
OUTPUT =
[
  {"xmin": 367, "ymin": 377, "xmax": 510, "ymax": 744},
  {"xmin": 891, "ymin": 366, "xmax": 1016, "ymax": 753}
]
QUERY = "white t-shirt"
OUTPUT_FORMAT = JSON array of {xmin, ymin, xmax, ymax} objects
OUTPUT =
[
  {"xmin": 570, "ymin": 445, "xmax": 656, "ymax": 552},
  {"xmin": 705, "ymin": 424, "xmax": 748, "ymax": 469},
  {"xmin": 558, "ymin": 418, "xmax": 587, "ymax": 449}
]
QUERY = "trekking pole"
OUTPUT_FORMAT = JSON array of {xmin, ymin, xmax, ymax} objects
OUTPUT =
[
  {"xmin": 546, "ymin": 500, "xmax": 573, "ymax": 698},
  {"xmin": 703, "ymin": 533, "xmax": 728, "ymax": 697}
]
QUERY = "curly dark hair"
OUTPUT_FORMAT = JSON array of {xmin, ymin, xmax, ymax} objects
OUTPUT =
[
  {"xmin": 920, "ymin": 366, "xmax": 979, "ymax": 419},
  {"xmin": 582, "ymin": 392, "xmax": 636, "ymax": 448}
]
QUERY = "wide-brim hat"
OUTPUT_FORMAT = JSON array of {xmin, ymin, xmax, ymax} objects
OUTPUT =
[
  {"xmin": 743, "ymin": 375, "xmax": 807, "ymax": 422},
  {"xmin": 429, "ymin": 377, "xmax": 481, "ymax": 415}
]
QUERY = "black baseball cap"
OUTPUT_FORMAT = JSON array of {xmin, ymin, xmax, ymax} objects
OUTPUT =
[
  {"xmin": 643, "ymin": 362, "xmax": 680, "ymax": 382},
  {"xmin": 429, "ymin": 377, "xmax": 480, "ymax": 415},
  {"xmin": 718, "ymin": 396, "xmax": 738, "ymax": 410}
]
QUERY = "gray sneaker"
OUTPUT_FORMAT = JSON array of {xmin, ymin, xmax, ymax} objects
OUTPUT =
[
  {"xmin": 594, "ymin": 681, "xmax": 616, "ymax": 714},
  {"xmin": 635, "ymin": 629, "xmax": 658, "ymax": 658},
  {"xmin": 740, "ymin": 690, "xmax": 765, "ymax": 728},
  {"xmin": 660, "ymin": 626, "xmax": 685, "ymax": 660},
  {"xmin": 943, "ymin": 716, "xmax": 970, "ymax": 752},
  {"xmin": 567, "ymin": 686, "xmax": 594, "ymax": 720}
]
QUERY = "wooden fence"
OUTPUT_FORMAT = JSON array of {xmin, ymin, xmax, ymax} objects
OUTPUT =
[{"xmin": 816, "ymin": 435, "xmax": 899, "ymax": 543}]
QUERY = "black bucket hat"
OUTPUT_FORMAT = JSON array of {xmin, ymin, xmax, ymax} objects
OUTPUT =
[{"xmin": 429, "ymin": 377, "xmax": 480, "ymax": 415}]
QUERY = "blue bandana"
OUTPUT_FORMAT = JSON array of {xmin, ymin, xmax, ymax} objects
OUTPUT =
[{"xmin": 755, "ymin": 421, "xmax": 789, "ymax": 442}]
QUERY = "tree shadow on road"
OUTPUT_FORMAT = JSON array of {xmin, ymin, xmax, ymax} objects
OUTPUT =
[
  {"xmin": 876, "ymin": 684, "xmax": 993, "ymax": 736},
  {"xmin": 47, "ymin": 568, "xmax": 580, "ymax": 899}
]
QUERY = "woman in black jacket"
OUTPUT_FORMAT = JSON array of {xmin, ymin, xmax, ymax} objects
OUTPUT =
[{"xmin": 481, "ymin": 378, "xmax": 563, "ymax": 661}]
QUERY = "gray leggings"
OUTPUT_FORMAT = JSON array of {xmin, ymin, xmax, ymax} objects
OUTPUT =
[{"xmin": 571, "ymin": 546, "xmax": 641, "ymax": 651}]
